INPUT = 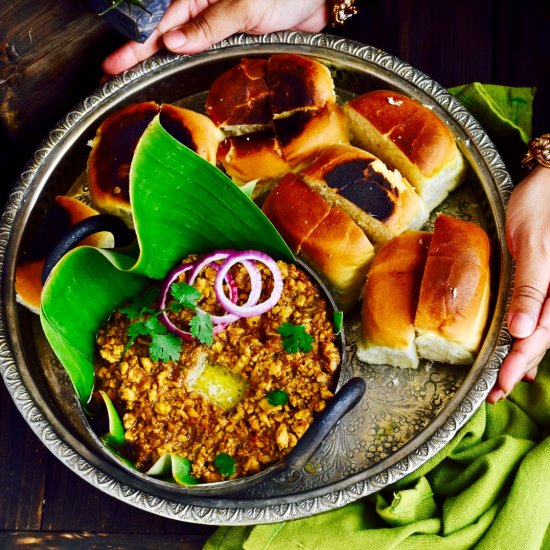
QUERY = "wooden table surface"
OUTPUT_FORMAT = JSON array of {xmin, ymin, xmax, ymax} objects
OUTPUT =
[{"xmin": 1, "ymin": 0, "xmax": 549, "ymax": 547}]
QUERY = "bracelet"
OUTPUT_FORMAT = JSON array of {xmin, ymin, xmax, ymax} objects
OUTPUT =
[
  {"xmin": 521, "ymin": 133, "xmax": 550, "ymax": 172},
  {"xmin": 330, "ymin": 0, "xmax": 358, "ymax": 26}
]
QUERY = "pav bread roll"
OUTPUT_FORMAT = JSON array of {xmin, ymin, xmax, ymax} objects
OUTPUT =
[
  {"xmin": 15, "ymin": 196, "xmax": 114, "ymax": 314},
  {"xmin": 205, "ymin": 58, "xmax": 272, "ymax": 134},
  {"xmin": 345, "ymin": 90, "xmax": 466, "ymax": 210},
  {"xmin": 267, "ymin": 53, "xmax": 336, "ymax": 116},
  {"xmin": 262, "ymin": 173, "xmax": 375, "ymax": 311},
  {"xmin": 301, "ymin": 144, "xmax": 429, "ymax": 241},
  {"xmin": 357, "ymin": 231, "xmax": 432, "ymax": 369},
  {"xmin": 88, "ymin": 102, "xmax": 222, "ymax": 226},
  {"xmin": 274, "ymin": 103, "xmax": 349, "ymax": 167},
  {"xmin": 216, "ymin": 129, "xmax": 291, "ymax": 186},
  {"xmin": 218, "ymin": 104, "xmax": 349, "ymax": 187},
  {"xmin": 414, "ymin": 214, "xmax": 491, "ymax": 365}
]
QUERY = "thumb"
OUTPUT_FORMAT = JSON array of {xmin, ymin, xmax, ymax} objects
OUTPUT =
[
  {"xmin": 507, "ymin": 247, "xmax": 550, "ymax": 338},
  {"xmin": 163, "ymin": 2, "xmax": 252, "ymax": 54}
]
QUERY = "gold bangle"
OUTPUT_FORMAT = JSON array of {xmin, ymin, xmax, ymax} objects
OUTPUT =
[
  {"xmin": 521, "ymin": 133, "xmax": 550, "ymax": 172},
  {"xmin": 330, "ymin": 0, "xmax": 358, "ymax": 26}
]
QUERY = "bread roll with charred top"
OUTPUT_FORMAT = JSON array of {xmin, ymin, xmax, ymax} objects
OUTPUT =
[
  {"xmin": 357, "ymin": 231, "xmax": 432, "ymax": 369},
  {"xmin": 207, "ymin": 54, "xmax": 342, "ymax": 185},
  {"xmin": 345, "ymin": 90, "xmax": 466, "ymax": 209},
  {"xmin": 262, "ymin": 173, "xmax": 374, "ymax": 311},
  {"xmin": 301, "ymin": 144, "xmax": 428, "ymax": 242},
  {"xmin": 88, "ymin": 102, "xmax": 222, "ymax": 226},
  {"xmin": 267, "ymin": 53, "xmax": 336, "ymax": 116},
  {"xmin": 414, "ymin": 214, "xmax": 491, "ymax": 365},
  {"xmin": 205, "ymin": 58, "xmax": 271, "ymax": 134}
]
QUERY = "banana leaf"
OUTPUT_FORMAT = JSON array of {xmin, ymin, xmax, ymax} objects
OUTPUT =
[
  {"xmin": 129, "ymin": 116, "xmax": 294, "ymax": 278},
  {"xmin": 39, "ymin": 112, "xmax": 295, "ymax": 471}
]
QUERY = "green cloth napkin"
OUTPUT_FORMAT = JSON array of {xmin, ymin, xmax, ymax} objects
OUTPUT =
[{"xmin": 204, "ymin": 84, "xmax": 550, "ymax": 550}]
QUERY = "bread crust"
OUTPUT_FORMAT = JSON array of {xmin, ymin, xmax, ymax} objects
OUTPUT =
[
  {"xmin": 88, "ymin": 102, "xmax": 221, "ymax": 225},
  {"xmin": 301, "ymin": 144, "xmax": 428, "ymax": 239},
  {"xmin": 205, "ymin": 57, "xmax": 271, "ymax": 130},
  {"xmin": 360, "ymin": 231, "xmax": 432, "ymax": 351},
  {"xmin": 262, "ymin": 174, "xmax": 374, "ymax": 311},
  {"xmin": 345, "ymin": 90, "xmax": 466, "ymax": 209},
  {"xmin": 414, "ymin": 214, "xmax": 491, "ymax": 360}
]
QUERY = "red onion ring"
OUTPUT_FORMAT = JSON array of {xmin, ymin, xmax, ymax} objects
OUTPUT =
[
  {"xmin": 158, "ymin": 260, "xmax": 238, "ymax": 340},
  {"xmin": 214, "ymin": 250, "xmax": 283, "ymax": 318},
  {"xmin": 189, "ymin": 250, "xmax": 262, "ymax": 324}
]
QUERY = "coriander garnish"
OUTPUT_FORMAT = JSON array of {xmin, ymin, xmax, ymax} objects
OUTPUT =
[{"xmin": 277, "ymin": 322, "xmax": 313, "ymax": 353}]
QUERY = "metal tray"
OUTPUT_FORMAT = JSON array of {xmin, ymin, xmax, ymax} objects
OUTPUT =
[{"xmin": 0, "ymin": 31, "xmax": 513, "ymax": 525}]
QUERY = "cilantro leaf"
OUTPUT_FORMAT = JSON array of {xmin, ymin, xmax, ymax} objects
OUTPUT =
[
  {"xmin": 214, "ymin": 453, "xmax": 236, "ymax": 477},
  {"xmin": 277, "ymin": 322, "xmax": 313, "ymax": 353},
  {"xmin": 266, "ymin": 389, "xmax": 289, "ymax": 406},
  {"xmin": 189, "ymin": 311, "xmax": 214, "ymax": 346},
  {"xmin": 170, "ymin": 282, "xmax": 202, "ymax": 309},
  {"xmin": 145, "ymin": 315, "xmax": 168, "ymax": 335},
  {"xmin": 120, "ymin": 286, "xmax": 160, "ymax": 319},
  {"xmin": 127, "ymin": 320, "xmax": 150, "ymax": 339},
  {"xmin": 150, "ymin": 332, "xmax": 182, "ymax": 362}
]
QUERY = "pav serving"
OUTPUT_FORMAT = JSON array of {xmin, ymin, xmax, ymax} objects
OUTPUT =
[{"xmin": 21, "ymin": 52, "xmax": 493, "ymax": 489}]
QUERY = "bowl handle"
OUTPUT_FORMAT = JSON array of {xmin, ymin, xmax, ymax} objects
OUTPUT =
[
  {"xmin": 285, "ymin": 376, "xmax": 366, "ymax": 471},
  {"xmin": 41, "ymin": 214, "xmax": 134, "ymax": 285}
]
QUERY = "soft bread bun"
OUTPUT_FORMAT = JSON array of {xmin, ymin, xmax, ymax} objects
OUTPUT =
[
  {"xmin": 301, "ymin": 144, "xmax": 429, "ymax": 243},
  {"xmin": 15, "ymin": 196, "xmax": 114, "ymax": 314},
  {"xmin": 262, "ymin": 173, "xmax": 375, "ymax": 311},
  {"xmin": 217, "ymin": 129, "xmax": 291, "ymax": 186},
  {"xmin": 218, "ymin": 104, "xmax": 349, "ymax": 187},
  {"xmin": 267, "ymin": 53, "xmax": 336, "ymax": 116},
  {"xmin": 414, "ymin": 214, "xmax": 491, "ymax": 364},
  {"xmin": 345, "ymin": 90, "xmax": 466, "ymax": 210},
  {"xmin": 357, "ymin": 231, "xmax": 432, "ymax": 369},
  {"xmin": 88, "ymin": 102, "xmax": 222, "ymax": 226},
  {"xmin": 274, "ymin": 103, "xmax": 349, "ymax": 167},
  {"xmin": 205, "ymin": 58, "xmax": 272, "ymax": 134}
]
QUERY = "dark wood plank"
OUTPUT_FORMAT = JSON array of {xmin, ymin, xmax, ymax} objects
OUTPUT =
[
  {"xmin": 41, "ymin": 445, "xmax": 215, "ymax": 535},
  {"xmin": 0, "ymin": 382, "xmax": 48, "ymax": 530},
  {"xmin": 0, "ymin": 532, "xmax": 209, "ymax": 549}
]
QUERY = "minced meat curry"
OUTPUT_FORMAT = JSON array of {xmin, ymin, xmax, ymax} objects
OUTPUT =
[{"xmin": 94, "ymin": 259, "xmax": 340, "ymax": 483}]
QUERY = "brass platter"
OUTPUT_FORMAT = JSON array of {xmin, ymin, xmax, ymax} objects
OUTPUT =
[{"xmin": 0, "ymin": 32, "xmax": 513, "ymax": 524}]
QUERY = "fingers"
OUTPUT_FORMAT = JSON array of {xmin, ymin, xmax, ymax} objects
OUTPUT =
[
  {"xmin": 102, "ymin": 0, "xmax": 197, "ymax": 75},
  {"xmin": 488, "ymin": 295, "xmax": 550, "ymax": 403},
  {"xmin": 163, "ymin": 0, "xmax": 328, "ymax": 54},
  {"xmin": 163, "ymin": 0, "xmax": 272, "ymax": 54},
  {"xmin": 102, "ymin": 30, "xmax": 164, "ymax": 75}
]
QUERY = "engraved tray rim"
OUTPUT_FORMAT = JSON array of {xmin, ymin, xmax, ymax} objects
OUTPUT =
[{"xmin": 0, "ymin": 31, "xmax": 513, "ymax": 525}]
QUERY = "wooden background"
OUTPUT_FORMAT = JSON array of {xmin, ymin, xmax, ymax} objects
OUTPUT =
[{"xmin": 1, "ymin": 0, "xmax": 548, "ymax": 547}]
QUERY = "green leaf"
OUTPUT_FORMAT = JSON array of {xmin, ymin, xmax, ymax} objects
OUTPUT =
[
  {"xmin": 171, "ymin": 455, "xmax": 199, "ymax": 485},
  {"xmin": 170, "ymin": 281, "xmax": 201, "ymax": 309},
  {"xmin": 266, "ymin": 389, "xmax": 289, "ymax": 407},
  {"xmin": 120, "ymin": 286, "xmax": 160, "ymax": 319},
  {"xmin": 127, "ymin": 320, "xmax": 150, "ymax": 339},
  {"xmin": 214, "ymin": 453, "xmax": 236, "ymax": 477},
  {"xmin": 40, "ymin": 247, "xmax": 149, "ymax": 405},
  {"xmin": 150, "ymin": 332, "xmax": 182, "ymax": 362},
  {"xmin": 146, "ymin": 453, "xmax": 199, "ymax": 485},
  {"xmin": 129, "ymin": 115, "xmax": 294, "ymax": 279},
  {"xmin": 333, "ymin": 310, "xmax": 344, "ymax": 335},
  {"xmin": 277, "ymin": 322, "xmax": 314, "ymax": 353},
  {"xmin": 190, "ymin": 311, "xmax": 214, "ymax": 346},
  {"xmin": 99, "ymin": 390, "xmax": 125, "ymax": 447}
]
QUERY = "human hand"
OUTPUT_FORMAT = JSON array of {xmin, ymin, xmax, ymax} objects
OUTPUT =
[
  {"xmin": 102, "ymin": 0, "xmax": 329, "ymax": 75},
  {"xmin": 488, "ymin": 165, "xmax": 550, "ymax": 403}
]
